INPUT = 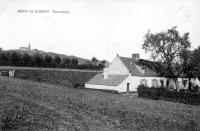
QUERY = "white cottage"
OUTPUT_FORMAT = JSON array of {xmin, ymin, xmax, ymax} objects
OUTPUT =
[
  {"xmin": 85, "ymin": 54, "xmax": 200, "ymax": 93},
  {"xmin": 85, "ymin": 54, "xmax": 167, "ymax": 93}
]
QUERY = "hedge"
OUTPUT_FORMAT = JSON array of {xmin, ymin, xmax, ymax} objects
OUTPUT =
[{"xmin": 137, "ymin": 85, "xmax": 200, "ymax": 105}]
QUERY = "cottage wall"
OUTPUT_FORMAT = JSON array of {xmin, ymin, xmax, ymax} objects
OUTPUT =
[
  {"xmin": 117, "ymin": 76, "xmax": 166, "ymax": 92},
  {"xmin": 86, "ymin": 77, "xmax": 200, "ymax": 93},
  {"xmin": 107, "ymin": 56, "xmax": 129, "ymax": 75},
  {"xmin": 85, "ymin": 84, "xmax": 116, "ymax": 91}
]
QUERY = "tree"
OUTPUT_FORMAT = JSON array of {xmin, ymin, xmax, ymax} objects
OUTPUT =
[
  {"xmin": 22, "ymin": 53, "xmax": 31, "ymax": 66},
  {"xmin": 0, "ymin": 52, "xmax": 9, "ymax": 65},
  {"xmin": 62, "ymin": 57, "xmax": 71, "ymax": 68},
  {"xmin": 71, "ymin": 57, "xmax": 78, "ymax": 67},
  {"xmin": 44, "ymin": 55, "xmax": 52, "ymax": 67},
  {"xmin": 9, "ymin": 52, "xmax": 22, "ymax": 66},
  {"xmin": 91, "ymin": 57, "xmax": 98, "ymax": 63},
  {"xmin": 142, "ymin": 27, "xmax": 191, "ymax": 89},
  {"xmin": 97, "ymin": 60, "xmax": 108, "ymax": 70},
  {"xmin": 33, "ymin": 53, "xmax": 43, "ymax": 67},
  {"xmin": 53, "ymin": 55, "xmax": 61, "ymax": 67},
  {"xmin": 191, "ymin": 47, "xmax": 200, "ymax": 80}
]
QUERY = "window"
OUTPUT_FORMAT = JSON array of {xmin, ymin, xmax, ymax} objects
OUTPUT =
[
  {"xmin": 127, "ymin": 83, "xmax": 130, "ymax": 93},
  {"xmin": 183, "ymin": 80, "xmax": 187, "ymax": 87},
  {"xmin": 160, "ymin": 79, "xmax": 164, "ymax": 87},
  {"xmin": 152, "ymin": 79, "xmax": 158, "ymax": 88},
  {"xmin": 166, "ymin": 79, "xmax": 170, "ymax": 87},
  {"xmin": 141, "ymin": 79, "xmax": 147, "ymax": 86}
]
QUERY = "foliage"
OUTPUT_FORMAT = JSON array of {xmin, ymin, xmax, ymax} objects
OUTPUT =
[
  {"xmin": 0, "ymin": 50, "xmax": 106, "ymax": 70},
  {"xmin": 22, "ymin": 53, "xmax": 31, "ymax": 66},
  {"xmin": 44, "ymin": 55, "xmax": 52, "ymax": 67},
  {"xmin": 137, "ymin": 85, "xmax": 200, "ymax": 105},
  {"xmin": 0, "ymin": 53, "xmax": 9, "ymax": 65},
  {"xmin": 71, "ymin": 57, "xmax": 78, "ymax": 66},
  {"xmin": 137, "ymin": 59, "xmax": 164, "ymax": 76},
  {"xmin": 9, "ymin": 52, "xmax": 22, "ymax": 66},
  {"xmin": 53, "ymin": 55, "xmax": 62, "ymax": 68},
  {"xmin": 91, "ymin": 57, "xmax": 98, "ymax": 63},
  {"xmin": 142, "ymin": 27, "xmax": 191, "ymax": 78},
  {"xmin": 33, "ymin": 53, "xmax": 44, "ymax": 67},
  {"xmin": 191, "ymin": 46, "xmax": 200, "ymax": 80},
  {"xmin": 62, "ymin": 57, "xmax": 71, "ymax": 68}
]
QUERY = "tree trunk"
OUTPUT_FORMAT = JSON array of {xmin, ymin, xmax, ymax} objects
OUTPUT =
[
  {"xmin": 188, "ymin": 78, "xmax": 192, "ymax": 91},
  {"xmin": 173, "ymin": 78, "xmax": 179, "ymax": 91}
]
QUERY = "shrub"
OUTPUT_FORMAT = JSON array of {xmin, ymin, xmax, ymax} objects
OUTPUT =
[
  {"xmin": 74, "ymin": 83, "xmax": 85, "ymax": 88},
  {"xmin": 137, "ymin": 85, "xmax": 200, "ymax": 105}
]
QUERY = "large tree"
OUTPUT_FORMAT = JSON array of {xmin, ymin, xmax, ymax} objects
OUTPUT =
[
  {"xmin": 44, "ymin": 55, "xmax": 53, "ymax": 67},
  {"xmin": 0, "ymin": 52, "xmax": 9, "ymax": 65},
  {"xmin": 22, "ymin": 53, "xmax": 31, "ymax": 66},
  {"xmin": 62, "ymin": 57, "xmax": 71, "ymax": 68},
  {"xmin": 71, "ymin": 57, "xmax": 78, "ymax": 67},
  {"xmin": 191, "ymin": 46, "xmax": 200, "ymax": 80},
  {"xmin": 53, "ymin": 55, "xmax": 61, "ymax": 67},
  {"xmin": 33, "ymin": 53, "xmax": 44, "ymax": 67},
  {"xmin": 9, "ymin": 52, "xmax": 22, "ymax": 66},
  {"xmin": 142, "ymin": 27, "xmax": 191, "ymax": 84}
]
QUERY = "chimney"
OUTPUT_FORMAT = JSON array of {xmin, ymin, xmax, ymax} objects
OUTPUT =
[
  {"xmin": 132, "ymin": 54, "xmax": 140, "ymax": 60},
  {"xmin": 103, "ymin": 68, "xmax": 108, "ymax": 79}
]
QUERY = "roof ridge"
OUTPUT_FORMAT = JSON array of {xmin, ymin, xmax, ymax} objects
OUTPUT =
[{"xmin": 118, "ymin": 55, "xmax": 158, "ymax": 77}]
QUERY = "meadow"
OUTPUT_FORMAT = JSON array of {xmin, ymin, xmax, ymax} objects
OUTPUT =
[
  {"xmin": 0, "ymin": 66, "xmax": 100, "ymax": 87},
  {"xmin": 0, "ymin": 77, "xmax": 200, "ymax": 131}
]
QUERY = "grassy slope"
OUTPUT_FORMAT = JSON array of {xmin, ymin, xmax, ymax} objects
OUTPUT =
[
  {"xmin": 0, "ymin": 66, "xmax": 101, "ymax": 87},
  {"xmin": 0, "ymin": 77, "xmax": 200, "ymax": 131}
]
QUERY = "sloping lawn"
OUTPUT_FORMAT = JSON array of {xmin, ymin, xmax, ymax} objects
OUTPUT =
[{"xmin": 0, "ymin": 77, "xmax": 200, "ymax": 131}]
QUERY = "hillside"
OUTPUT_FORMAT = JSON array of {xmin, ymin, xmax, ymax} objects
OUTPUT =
[
  {"xmin": 0, "ymin": 66, "xmax": 101, "ymax": 87},
  {"xmin": 7, "ymin": 49, "xmax": 90, "ymax": 65},
  {"xmin": 0, "ymin": 77, "xmax": 200, "ymax": 130}
]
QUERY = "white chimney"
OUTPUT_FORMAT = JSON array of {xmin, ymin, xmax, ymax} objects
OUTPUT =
[
  {"xmin": 132, "ymin": 53, "xmax": 140, "ymax": 60},
  {"xmin": 103, "ymin": 68, "xmax": 108, "ymax": 79}
]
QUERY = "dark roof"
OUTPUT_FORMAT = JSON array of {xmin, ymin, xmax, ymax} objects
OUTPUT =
[
  {"xmin": 119, "ymin": 56, "xmax": 158, "ymax": 77},
  {"xmin": 86, "ymin": 74, "xmax": 129, "ymax": 86},
  {"xmin": 119, "ymin": 57, "xmax": 141, "ymax": 76}
]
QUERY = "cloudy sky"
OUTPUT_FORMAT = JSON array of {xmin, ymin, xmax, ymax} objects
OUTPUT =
[{"xmin": 0, "ymin": 0, "xmax": 199, "ymax": 61}]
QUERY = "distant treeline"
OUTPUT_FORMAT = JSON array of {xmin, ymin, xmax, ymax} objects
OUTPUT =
[{"xmin": 0, "ymin": 51, "xmax": 106, "ymax": 70}]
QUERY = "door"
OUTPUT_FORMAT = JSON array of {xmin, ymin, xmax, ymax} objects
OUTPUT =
[{"xmin": 127, "ymin": 83, "xmax": 130, "ymax": 93}]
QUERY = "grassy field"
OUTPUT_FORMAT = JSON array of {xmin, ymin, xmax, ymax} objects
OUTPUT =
[
  {"xmin": 0, "ymin": 77, "xmax": 200, "ymax": 131},
  {"xmin": 0, "ymin": 66, "xmax": 101, "ymax": 87}
]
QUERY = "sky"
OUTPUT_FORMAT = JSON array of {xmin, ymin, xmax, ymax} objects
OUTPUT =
[{"xmin": 0, "ymin": 0, "xmax": 199, "ymax": 61}]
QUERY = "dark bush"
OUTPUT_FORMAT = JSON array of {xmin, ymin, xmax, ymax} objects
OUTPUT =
[
  {"xmin": 74, "ymin": 83, "xmax": 85, "ymax": 88},
  {"xmin": 137, "ymin": 85, "xmax": 200, "ymax": 105},
  {"xmin": 0, "ymin": 71, "xmax": 9, "ymax": 77}
]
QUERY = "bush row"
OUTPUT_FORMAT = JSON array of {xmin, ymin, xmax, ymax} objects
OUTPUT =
[
  {"xmin": 137, "ymin": 85, "xmax": 200, "ymax": 105},
  {"xmin": 0, "ymin": 51, "xmax": 106, "ymax": 70}
]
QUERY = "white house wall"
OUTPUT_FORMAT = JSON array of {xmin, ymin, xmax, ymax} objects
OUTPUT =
[
  {"xmin": 85, "ymin": 77, "xmax": 200, "ymax": 93},
  {"xmin": 107, "ymin": 56, "xmax": 129, "ymax": 75},
  {"xmin": 117, "ymin": 76, "xmax": 166, "ymax": 92},
  {"xmin": 85, "ymin": 84, "xmax": 117, "ymax": 91}
]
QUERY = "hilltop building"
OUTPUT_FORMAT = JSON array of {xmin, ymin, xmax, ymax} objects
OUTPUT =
[{"xmin": 19, "ymin": 43, "xmax": 31, "ymax": 51}]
